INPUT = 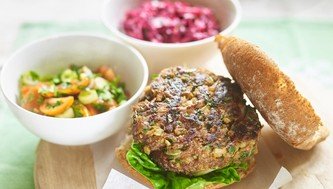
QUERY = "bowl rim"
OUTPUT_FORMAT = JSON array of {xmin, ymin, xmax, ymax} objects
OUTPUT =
[
  {"xmin": 101, "ymin": 0, "xmax": 242, "ymax": 48},
  {"xmin": 0, "ymin": 33, "xmax": 149, "ymax": 121}
]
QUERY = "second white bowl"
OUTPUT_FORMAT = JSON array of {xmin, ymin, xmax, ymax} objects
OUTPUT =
[{"xmin": 102, "ymin": 0, "xmax": 241, "ymax": 74}]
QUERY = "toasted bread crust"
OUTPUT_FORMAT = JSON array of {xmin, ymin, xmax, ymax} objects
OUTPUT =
[
  {"xmin": 215, "ymin": 35, "xmax": 329, "ymax": 150},
  {"xmin": 115, "ymin": 135, "xmax": 254, "ymax": 189}
]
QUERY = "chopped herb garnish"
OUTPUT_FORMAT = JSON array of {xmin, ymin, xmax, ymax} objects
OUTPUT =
[
  {"xmin": 240, "ymin": 151, "xmax": 250, "ymax": 159},
  {"xmin": 110, "ymin": 81, "xmax": 127, "ymax": 104},
  {"xmin": 228, "ymin": 145, "xmax": 235, "ymax": 154},
  {"xmin": 29, "ymin": 71, "xmax": 39, "ymax": 80},
  {"xmin": 46, "ymin": 100, "xmax": 62, "ymax": 109},
  {"xmin": 37, "ymin": 96, "xmax": 44, "ymax": 105},
  {"xmin": 110, "ymin": 76, "xmax": 120, "ymax": 86},
  {"xmin": 206, "ymin": 99, "xmax": 216, "ymax": 107},
  {"xmin": 70, "ymin": 64, "xmax": 81, "ymax": 78},
  {"xmin": 93, "ymin": 103, "xmax": 108, "ymax": 112}
]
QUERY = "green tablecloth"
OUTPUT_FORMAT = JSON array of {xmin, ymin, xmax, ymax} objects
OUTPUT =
[{"xmin": 1, "ymin": 20, "xmax": 333, "ymax": 188}]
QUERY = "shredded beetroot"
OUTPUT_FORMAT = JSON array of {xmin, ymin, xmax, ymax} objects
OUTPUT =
[{"xmin": 122, "ymin": 1, "xmax": 221, "ymax": 43}]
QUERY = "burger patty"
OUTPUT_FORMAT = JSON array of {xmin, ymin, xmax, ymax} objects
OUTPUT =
[{"xmin": 132, "ymin": 67, "xmax": 262, "ymax": 175}]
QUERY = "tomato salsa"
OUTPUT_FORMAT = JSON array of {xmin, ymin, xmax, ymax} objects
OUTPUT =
[{"xmin": 19, "ymin": 65, "xmax": 128, "ymax": 118}]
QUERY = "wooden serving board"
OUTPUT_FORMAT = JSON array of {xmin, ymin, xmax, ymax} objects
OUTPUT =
[
  {"xmin": 34, "ymin": 56, "xmax": 333, "ymax": 189},
  {"xmin": 34, "ymin": 141, "xmax": 96, "ymax": 189}
]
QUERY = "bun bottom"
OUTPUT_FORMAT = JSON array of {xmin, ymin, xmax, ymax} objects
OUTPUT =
[
  {"xmin": 115, "ymin": 135, "xmax": 153, "ymax": 187},
  {"xmin": 115, "ymin": 135, "xmax": 255, "ymax": 189}
]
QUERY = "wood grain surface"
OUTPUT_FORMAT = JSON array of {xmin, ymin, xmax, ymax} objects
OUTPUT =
[{"xmin": 34, "ymin": 141, "xmax": 97, "ymax": 189}]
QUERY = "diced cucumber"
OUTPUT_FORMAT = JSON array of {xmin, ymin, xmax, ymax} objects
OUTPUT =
[
  {"xmin": 94, "ymin": 77, "xmax": 110, "ymax": 90},
  {"xmin": 93, "ymin": 103, "xmax": 108, "ymax": 112},
  {"xmin": 78, "ymin": 90, "xmax": 98, "ymax": 104},
  {"xmin": 52, "ymin": 77, "xmax": 61, "ymax": 84},
  {"xmin": 55, "ymin": 107, "xmax": 75, "ymax": 118},
  {"xmin": 79, "ymin": 73, "xmax": 88, "ymax": 80},
  {"xmin": 119, "ymin": 100, "xmax": 127, "ymax": 105},
  {"xmin": 20, "ymin": 71, "xmax": 39, "ymax": 85},
  {"xmin": 60, "ymin": 69, "xmax": 78, "ymax": 83},
  {"xmin": 97, "ymin": 90, "xmax": 112, "ymax": 101},
  {"xmin": 79, "ymin": 66, "xmax": 93, "ymax": 79}
]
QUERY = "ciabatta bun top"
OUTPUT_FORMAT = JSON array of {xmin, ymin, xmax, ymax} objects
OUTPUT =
[{"xmin": 216, "ymin": 35, "xmax": 328, "ymax": 150}]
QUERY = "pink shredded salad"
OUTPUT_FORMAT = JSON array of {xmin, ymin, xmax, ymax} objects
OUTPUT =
[{"xmin": 122, "ymin": 1, "xmax": 221, "ymax": 43}]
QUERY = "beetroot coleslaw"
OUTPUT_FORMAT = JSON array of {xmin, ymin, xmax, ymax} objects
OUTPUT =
[{"xmin": 122, "ymin": 1, "xmax": 221, "ymax": 43}]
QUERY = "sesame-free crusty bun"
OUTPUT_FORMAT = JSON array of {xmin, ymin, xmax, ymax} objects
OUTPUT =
[
  {"xmin": 215, "ymin": 35, "xmax": 329, "ymax": 150},
  {"xmin": 115, "ymin": 135, "xmax": 256, "ymax": 189}
]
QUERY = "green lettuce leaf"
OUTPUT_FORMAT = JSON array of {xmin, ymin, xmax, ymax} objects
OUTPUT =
[{"xmin": 126, "ymin": 143, "xmax": 248, "ymax": 189}]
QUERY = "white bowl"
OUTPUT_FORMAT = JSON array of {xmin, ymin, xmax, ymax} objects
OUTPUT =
[
  {"xmin": 0, "ymin": 34, "xmax": 149, "ymax": 145},
  {"xmin": 102, "ymin": 0, "xmax": 241, "ymax": 74}
]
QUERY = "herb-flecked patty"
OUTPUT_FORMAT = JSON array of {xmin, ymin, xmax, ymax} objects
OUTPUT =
[{"xmin": 132, "ymin": 67, "xmax": 262, "ymax": 175}]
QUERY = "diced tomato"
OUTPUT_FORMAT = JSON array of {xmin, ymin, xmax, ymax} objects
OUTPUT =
[
  {"xmin": 96, "ymin": 65, "xmax": 116, "ymax": 81},
  {"xmin": 57, "ymin": 78, "xmax": 90, "ymax": 95},
  {"xmin": 39, "ymin": 96, "xmax": 74, "ymax": 116},
  {"xmin": 86, "ymin": 104, "xmax": 99, "ymax": 116},
  {"xmin": 20, "ymin": 85, "xmax": 43, "ymax": 113}
]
